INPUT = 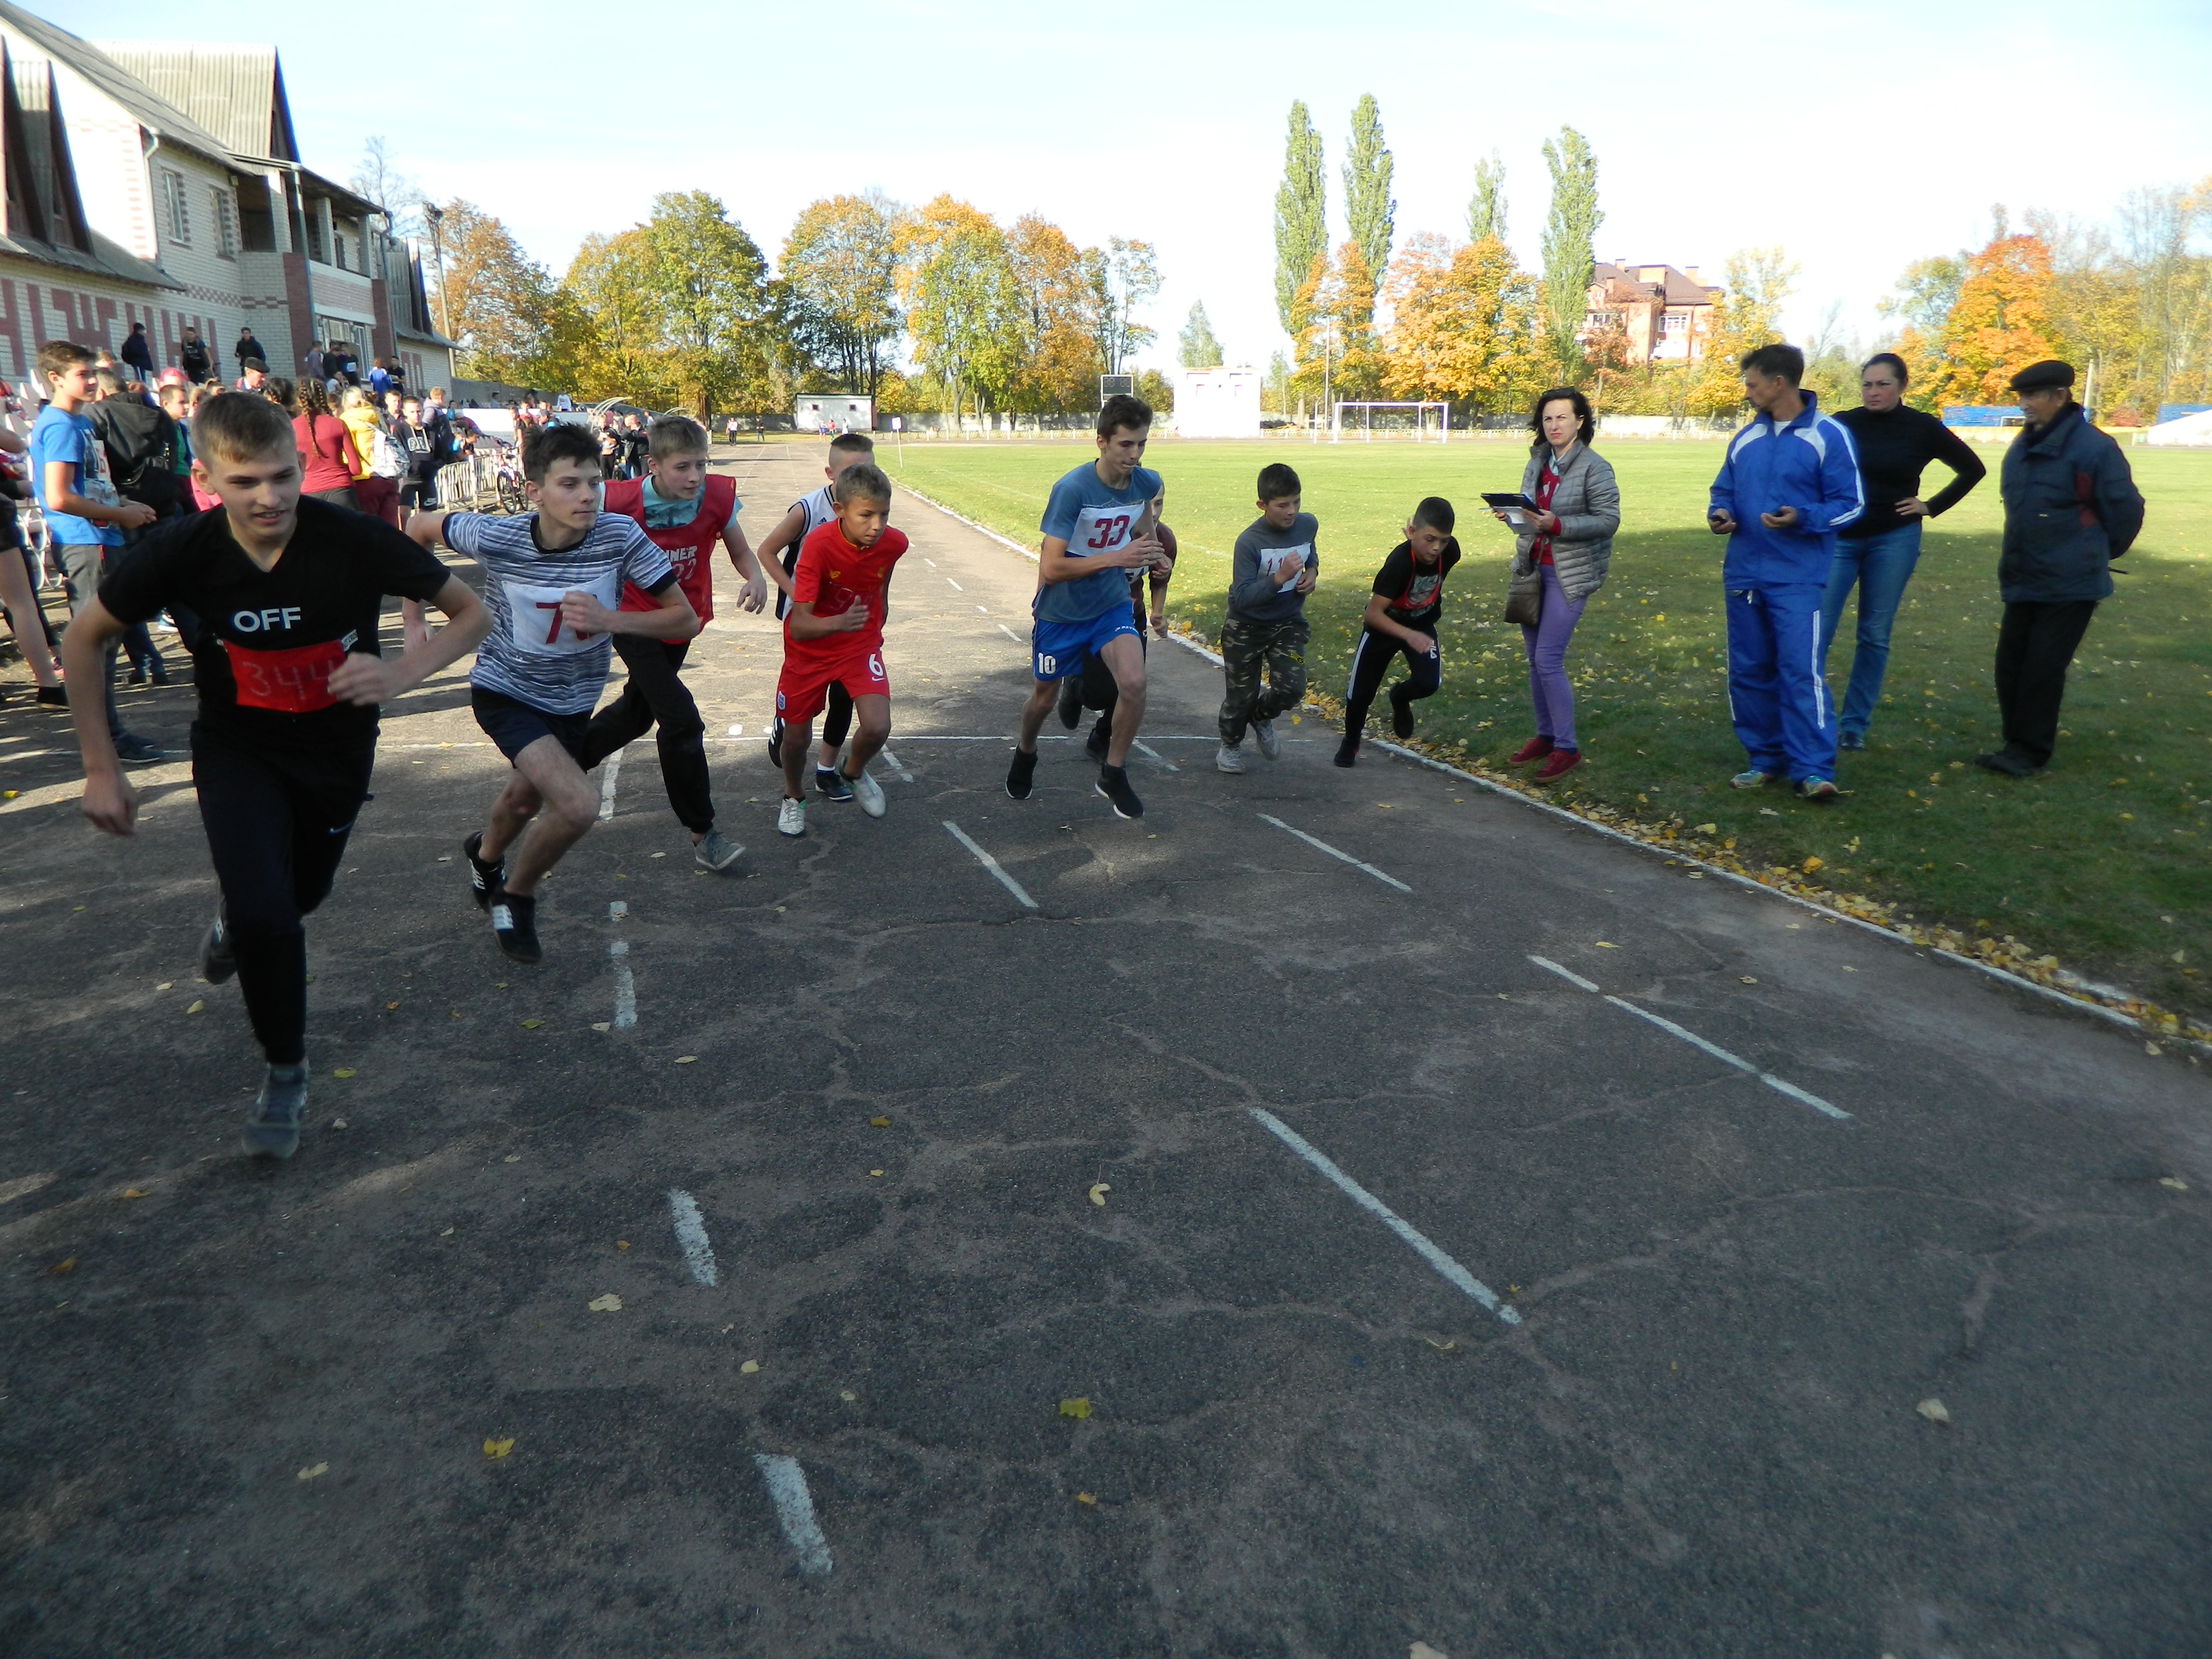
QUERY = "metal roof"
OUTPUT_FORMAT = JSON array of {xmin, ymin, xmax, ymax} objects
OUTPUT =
[
  {"xmin": 0, "ymin": 3, "xmax": 234, "ymax": 168},
  {"xmin": 91, "ymin": 41, "xmax": 291, "ymax": 161}
]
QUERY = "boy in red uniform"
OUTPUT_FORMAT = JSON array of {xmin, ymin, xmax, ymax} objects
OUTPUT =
[
  {"xmin": 774, "ymin": 463, "xmax": 905, "ymax": 836},
  {"xmin": 577, "ymin": 414, "xmax": 768, "ymax": 869}
]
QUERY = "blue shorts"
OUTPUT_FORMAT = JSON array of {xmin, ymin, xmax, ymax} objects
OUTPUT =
[{"xmin": 1031, "ymin": 609, "xmax": 1138, "ymax": 682}]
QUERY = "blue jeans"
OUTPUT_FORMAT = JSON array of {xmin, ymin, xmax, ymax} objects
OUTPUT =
[{"xmin": 1820, "ymin": 522, "xmax": 1922, "ymax": 738}]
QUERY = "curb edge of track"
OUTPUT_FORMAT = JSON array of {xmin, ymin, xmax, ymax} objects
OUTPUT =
[{"xmin": 900, "ymin": 473, "xmax": 2204, "ymax": 1059}]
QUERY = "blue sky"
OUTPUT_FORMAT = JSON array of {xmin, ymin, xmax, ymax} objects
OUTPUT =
[{"xmin": 52, "ymin": 0, "xmax": 2212, "ymax": 376}]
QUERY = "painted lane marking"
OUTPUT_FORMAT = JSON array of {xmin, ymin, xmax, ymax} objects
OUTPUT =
[
  {"xmin": 1246, "ymin": 1108, "xmax": 1519, "ymax": 1326},
  {"xmin": 1130, "ymin": 739, "xmax": 1178, "ymax": 772},
  {"xmin": 598, "ymin": 746, "xmax": 626, "ymax": 821},
  {"xmin": 609, "ymin": 900, "xmax": 628, "ymax": 919},
  {"xmin": 754, "ymin": 1454, "xmax": 833, "ymax": 1576},
  {"xmin": 1524, "ymin": 956, "xmax": 1849, "ymax": 1120},
  {"xmin": 942, "ymin": 820, "xmax": 1037, "ymax": 909},
  {"xmin": 944, "ymin": 577, "xmax": 964, "ymax": 591},
  {"xmin": 975, "ymin": 604, "xmax": 989, "ymax": 613},
  {"xmin": 998, "ymin": 624, "xmax": 1024, "ymax": 644},
  {"xmin": 609, "ymin": 940, "xmax": 637, "ymax": 1028},
  {"xmin": 1257, "ymin": 814, "xmax": 1411, "ymax": 893},
  {"xmin": 878, "ymin": 748, "xmax": 913, "ymax": 783},
  {"xmin": 668, "ymin": 1188, "xmax": 718, "ymax": 1286}
]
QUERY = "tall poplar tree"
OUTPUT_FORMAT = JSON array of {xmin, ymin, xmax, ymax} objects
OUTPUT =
[
  {"xmin": 1343, "ymin": 94, "xmax": 1395, "ymax": 288},
  {"xmin": 1466, "ymin": 151, "xmax": 1507, "ymax": 245},
  {"xmin": 1273, "ymin": 102, "xmax": 1327, "ymax": 336},
  {"xmin": 1178, "ymin": 300, "xmax": 1223, "ymax": 368},
  {"xmin": 1539, "ymin": 126, "xmax": 1603, "ymax": 361}
]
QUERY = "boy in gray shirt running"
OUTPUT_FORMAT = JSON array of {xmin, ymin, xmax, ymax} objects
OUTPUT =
[{"xmin": 1217, "ymin": 462, "xmax": 1317, "ymax": 774}]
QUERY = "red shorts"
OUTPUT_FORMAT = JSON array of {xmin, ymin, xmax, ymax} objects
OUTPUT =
[{"xmin": 775, "ymin": 646, "xmax": 888, "ymax": 724}]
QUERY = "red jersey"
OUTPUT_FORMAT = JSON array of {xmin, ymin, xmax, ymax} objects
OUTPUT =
[
  {"xmin": 785, "ymin": 519, "xmax": 907, "ymax": 659},
  {"xmin": 602, "ymin": 474, "xmax": 734, "ymax": 636}
]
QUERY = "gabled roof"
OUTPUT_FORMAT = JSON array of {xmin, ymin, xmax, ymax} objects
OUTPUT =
[
  {"xmin": 0, "ymin": 39, "xmax": 176, "ymax": 288},
  {"xmin": 1591, "ymin": 262, "xmax": 1720, "ymax": 305},
  {"xmin": 0, "ymin": 2, "xmax": 233, "ymax": 169},
  {"xmin": 91, "ymin": 41, "xmax": 296, "ymax": 162}
]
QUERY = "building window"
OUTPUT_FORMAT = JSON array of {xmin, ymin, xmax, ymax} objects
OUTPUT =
[
  {"xmin": 162, "ymin": 169, "xmax": 190, "ymax": 245},
  {"xmin": 212, "ymin": 187, "xmax": 237, "ymax": 258},
  {"xmin": 1660, "ymin": 310, "xmax": 1688, "ymax": 334}
]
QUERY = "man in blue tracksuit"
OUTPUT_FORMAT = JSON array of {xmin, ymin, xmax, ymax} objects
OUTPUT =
[{"xmin": 1707, "ymin": 343, "xmax": 1864, "ymax": 800}]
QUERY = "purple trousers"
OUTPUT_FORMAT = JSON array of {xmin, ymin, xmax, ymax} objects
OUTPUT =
[{"xmin": 1521, "ymin": 562, "xmax": 1587, "ymax": 750}]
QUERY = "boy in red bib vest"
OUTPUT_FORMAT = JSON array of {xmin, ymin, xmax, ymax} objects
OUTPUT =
[{"xmin": 577, "ymin": 414, "xmax": 769, "ymax": 869}]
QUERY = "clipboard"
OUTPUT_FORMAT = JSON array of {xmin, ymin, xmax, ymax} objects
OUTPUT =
[{"xmin": 1483, "ymin": 491, "xmax": 1539, "ymax": 527}]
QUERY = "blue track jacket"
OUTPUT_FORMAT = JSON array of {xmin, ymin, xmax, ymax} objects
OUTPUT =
[{"xmin": 1708, "ymin": 391, "xmax": 1864, "ymax": 585}]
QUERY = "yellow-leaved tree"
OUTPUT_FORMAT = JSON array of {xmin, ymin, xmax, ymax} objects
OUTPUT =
[
  {"xmin": 1932, "ymin": 229, "xmax": 2058, "ymax": 405},
  {"xmin": 1379, "ymin": 233, "xmax": 1544, "ymax": 415}
]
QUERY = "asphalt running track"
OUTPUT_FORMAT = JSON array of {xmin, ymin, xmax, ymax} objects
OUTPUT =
[{"xmin": 2, "ymin": 445, "xmax": 2207, "ymax": 1658}]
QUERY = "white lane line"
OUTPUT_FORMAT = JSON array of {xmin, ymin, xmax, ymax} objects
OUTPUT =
[
  {"xmin": 598, "ymin": 746, "xmax": 626, "ymax": 821},
  {"xmin": 753, "ymin": 1454, "xmax": 833, "ymax": 1576},
  {"xmin": 942, "ymin": 820, "xmax": 1037, "ymax": 909},
  {"xmin": 609, "ymin": 940, "xmax": 637, "ymax": 1028},
  {"xmin": 1246, "ymin": 1108, "xmax": 1520, "ymax": 1326},
  {"xmin": 668, "ymin": 1188, "xmax": 718, "ymax": 1286},
  {"xmin": 1528, "ymin": 955, "xmax": 1600, "ymax": 993},
  {"xmin": 878, "ymin": 748, "xmax": 913, "ymax": 782},
  {"xmin": 924, "ymin": 558, "xmax": 938, "ymax": 568},
  {"xmin": 998, "ymin": 624, "xmax": 1024, "ymax": 644},
  {"xmin": 944, "ymin": 577, "xmax": 964, "ymax": 591},
  {"xmin": 1130, "ymin": 739, "xmax": 1178, "ymax": 772},
  {"xmin": 609, "ymin": 900, "xmax": 628, "ymax": 920},
  {"xmin": 1524, "ymin": 954, "xmax": 1847, "ymax": 1119},
  {"xmin": 974, "ymin": 604, "xmax": 989, "ymax": 613},
  {"xmin": 1257, "ymin": 813, "xmax": 1412, "ymax": 893}
]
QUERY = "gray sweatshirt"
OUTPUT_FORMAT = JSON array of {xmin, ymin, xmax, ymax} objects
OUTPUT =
[{"xmin": 1226, "ymin": 512, "xmax": 1320, "ymax": 623}]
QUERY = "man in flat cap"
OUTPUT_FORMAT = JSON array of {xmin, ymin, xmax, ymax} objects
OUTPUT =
[{"xmin": 1975, "ymin": 359, "xmax": 2144, "ymax": 777}]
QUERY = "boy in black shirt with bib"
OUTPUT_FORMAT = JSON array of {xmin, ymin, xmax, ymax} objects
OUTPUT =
[
  {"xmin": 1338, "ymin": 496, "xmax": 1459, "ymax": 768},
  {"xmin": 65, "ymin": 393, "xmax": 488, "ymax": 1159}
]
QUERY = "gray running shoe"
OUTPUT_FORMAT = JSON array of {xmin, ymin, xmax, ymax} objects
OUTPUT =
[
  {"xmin": 1252, "ymin": 716, "xmax": 1281, "ymax": 760},
  {"xmin": 243, "ymin": 1064, "xmax": 308, "ymax": 1159},
  {"xmin": 694, "ymin": 829, "xmax": 744, "ymax": 871},
  {"xmin": 1216, "ymin": 742, "xmax": 1246, "ymax": 774},
  {"xmin": 848, "ymin": 767, "xmax": 886, "ymax": 818}
]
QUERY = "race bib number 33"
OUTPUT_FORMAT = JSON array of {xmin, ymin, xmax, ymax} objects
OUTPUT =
[
  {"xmin": 505, "ymin": 578, "xmax": 616, "ymax": 655},
  {"xmin": 223, "ymin": 637, "xmax": 347, "ymax": 713},
  {"xmin": 1071, "ymin": 504, "xmax": 1137, "ymax": 557}
]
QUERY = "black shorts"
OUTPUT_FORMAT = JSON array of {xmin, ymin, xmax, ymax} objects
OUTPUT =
[{"xmin": 472, "ymin": 686, "xmax": 592, "ymax": 766}]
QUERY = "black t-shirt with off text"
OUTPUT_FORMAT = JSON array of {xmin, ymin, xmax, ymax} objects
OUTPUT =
[
  {"xmin": 99, "ymin": 497, "xmax": 452, "ymax": 753},
  {"xmin": 1368, "ymin": 538, "xmax": 1462, "ymax": 628}
]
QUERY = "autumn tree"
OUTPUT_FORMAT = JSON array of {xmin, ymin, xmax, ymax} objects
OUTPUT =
[
  {"xmin": 431, "ymin": 199, "xmax": 559, "ymax": 384},
  {"xmin": 562, "ymin": 228, "xmax": 669, "ymax": 403},
  {"xmin": 1381, "ymin": 233, "xmax": 1544, "ymax": 414},
  {"xmin": 1273, "ymin": 102, "xmax": 1327, "ymax": 336},
  {"xmin": 1086, "ymin": 237, "xmax": 1160, "ymax": 376},
  {"xmin": 1292, "ymin": 242, "xmax": 1382, "ymax": 408},
  {"xmin": 782, "ymin": 190, "xmax": 906, "ymax": 396},
  {"xmin": 1932, "ymin": 228, "xmax": 2058, "ymax": 405},
  {"xmin": 1343, "ymin": 95, "xmax": 1395, "ymax": 288},
  {"xmin": 898, "ymin": 196, "xmax": 1024, "ymax": 419},
  {"xmin": 1687, "ymin": 247, "xmax": 1796, "ymax": 415},
  {"xmin": 1539, "ymin": 126, "xmax": 1602, "ymax": 368},
  {"xmin": 1006, "ymin": 212, "xmax": 1098, "ymax": 411}
]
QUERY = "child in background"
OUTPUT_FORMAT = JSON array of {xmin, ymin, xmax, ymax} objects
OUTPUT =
[
  {"xmin": 1216, "ymin": 462, "xmax": 1317, "ymax": 774},
  {"xmin": 757, "ymin": 431, "xmax": 874, "ymax": 791},
  {"xmin": 1338, "ymin": 496, "xmax": 1460, "ymax": 768}
]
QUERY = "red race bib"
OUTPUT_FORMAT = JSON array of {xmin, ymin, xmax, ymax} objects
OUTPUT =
[{"xmin": 223, "ymin": 637, "xmax": 349, "ymax": 713}]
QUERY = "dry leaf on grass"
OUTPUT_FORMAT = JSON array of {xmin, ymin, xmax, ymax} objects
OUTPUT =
[
  {"xmin": 1916, "ymin": 1397, "xmax": 1951, "ymax": 1426},
  {"xmin": 482, "ymin": 1438, "xmax": 514, "ymax": 1459},
  {"xmin": 1089, "ymin": 1183, "xmax": 1111, "ymax": 1207},
  {"xmin": 587, "ymin": 1294, "xmax": 622, "ymax": 1312},
  {"xmin": 1801, "ymin": 856, "xmax": 1824, "ymax": 874},
  {"xmin": 297, "ymin": 1462, "xmax": 328, "ymax": 1481},
  {"xmin": 1058, "ymin": 1397, "xmax": 1092, "ymax": 1420}
]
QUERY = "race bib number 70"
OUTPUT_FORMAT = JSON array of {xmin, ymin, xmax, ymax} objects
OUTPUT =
[{"xmin": 504, "ymin": 577, "xmax": 617, "ymax": 655}]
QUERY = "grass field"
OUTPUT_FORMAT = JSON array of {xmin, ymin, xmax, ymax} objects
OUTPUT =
[{"xmin": 875, "ymin": 433, "xmax": 2212, "ymax": 1023}]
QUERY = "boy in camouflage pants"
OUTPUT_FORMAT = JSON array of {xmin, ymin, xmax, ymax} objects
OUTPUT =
[{"xmin": 1217, "ymin": 463, "xmax": 1318, "ymax": 774}]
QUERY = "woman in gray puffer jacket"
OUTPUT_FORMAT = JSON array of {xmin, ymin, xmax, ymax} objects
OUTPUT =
[{"xmin": 1491, "ymin": 386, "xmax": 1619, "ymax": 781}]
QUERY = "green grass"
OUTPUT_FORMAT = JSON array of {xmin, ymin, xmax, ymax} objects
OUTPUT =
[{"xmin": 881, "ymin": 434, "xmax": 2212, "ymax": 1022}]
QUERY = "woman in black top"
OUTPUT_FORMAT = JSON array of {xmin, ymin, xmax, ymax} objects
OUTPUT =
[{"xmin": 1824, "ymin": 352, "xmax": 1986, "ymax": 748}]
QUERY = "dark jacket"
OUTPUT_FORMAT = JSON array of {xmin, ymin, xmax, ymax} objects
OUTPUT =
[
  {"xmin": 120, "ymin": 330, "xmax": 154, "ymax": 375},
  {"xmin": 90, "ymin": 397, "xmax": 181, "ymax": 516},
  {"xmin": 235, "ymin": 333, "xmax": 267, "ymax": 369},
  {"xmin": 1998, "ymin": 404, "xmax": 2144, "ymax": 603},
  {"xmin": 179, "ymin": 337, "xmax": 214, "ymax": 381}
]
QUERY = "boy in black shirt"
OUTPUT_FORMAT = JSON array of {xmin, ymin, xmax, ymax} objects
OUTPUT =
[
  {"xmin": 63, "ymin": 392, "xmax": 488, "ymax": 1159},
  {"xmin": 1338, "ymin": 495, "xmax": 1460, "ymax": 768}
]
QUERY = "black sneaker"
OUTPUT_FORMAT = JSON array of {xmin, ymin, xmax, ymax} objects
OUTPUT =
[
  {"xmin": 200, "ymin": 905, "xmax": 236, "ymax": 985},
  {"xmin": 1006, "ymin": 747, "xmax": 1038, "ymax": 801},
  {"xmin": 36, "ymin": 685, "xmax": 68, "ymax": 707},
  {"xmin": 1095, "ymin": 763, "xmax": 1143, "ymax": 820},
  {"xmin": 488, "ymin": 886, "xmax": 541, "ymax": 964},
  {"xmin": 816, "ymin": 765, "xmax": 854, "ymax": 802},
  {"xmin": 114, "ymin": 732, "xmax": 165, "ymax": 764},
  {"xmin": 765, "ymin": 725, "xmax": 783, "ymax": 770},
  {"xmin": 243, "ymin": 1064, "xmax": 308, "ymax": 1159},
  {"xmin": 1334, "ymin": 736, "xmax": 1359, "ymax": 768},
  {"xmin": 1388, "ymin": 688, "xmax": 1415, "ymax": 739},
  {"xmin": 463, "ymin": 831, "xmax": 503, "ymax": 911},
  {"xmin": 1056, "ymin": 677, "xmax": 1083, "ymax": 730},
  {"xmin": 1085, "ymin": 718, "xmax": 1112, "ymax": 761}
]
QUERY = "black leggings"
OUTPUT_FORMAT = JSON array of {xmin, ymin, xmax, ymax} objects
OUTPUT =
[
  {"xmin": 579, "ymin": 636, "xmax": 714, "ymax": 833},
  {"xmin": 1343, "ymin": 625, "xmax": 1442, "ymax": 737},
  {"xmin": 194, "ymin": 735, "xmax": 371, "ymax": 1066}
]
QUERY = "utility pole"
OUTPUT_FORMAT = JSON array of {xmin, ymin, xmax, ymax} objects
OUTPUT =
[{"xmin": 423, "ymin": 204, "xmax": 452, "ymax": 340}]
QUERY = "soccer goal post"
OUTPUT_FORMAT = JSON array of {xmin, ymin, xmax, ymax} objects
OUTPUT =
[{"xmin": 1327, "ymin": 401, "xmax": 1452, "ymax": 443}]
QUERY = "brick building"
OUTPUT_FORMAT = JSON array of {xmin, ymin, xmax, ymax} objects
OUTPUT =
[
  {"xmin": 0, "ymin": 3, "xmax": 452, "ymax": 396},
  {"xmin": 1580, "ymin": 261, "xmax": 1724, "ymax": 365}
]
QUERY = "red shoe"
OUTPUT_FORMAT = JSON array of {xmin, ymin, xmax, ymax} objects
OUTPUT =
[
  {"xmin": 1507, "ymin": 736, "xmax": 1554, "ymax": 765},
  {"xmin": 1532, "ymin": 748, "xmax": 1582, "ymax": 783}
]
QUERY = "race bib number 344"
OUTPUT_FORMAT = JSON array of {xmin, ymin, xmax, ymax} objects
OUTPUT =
[
  {"xmin": 223, "ymin": 637, "xmax": 347, "ymax": 713},
  {"xmin": 504, "ymin": 578, "xmax": 616, "ymax": 655}
]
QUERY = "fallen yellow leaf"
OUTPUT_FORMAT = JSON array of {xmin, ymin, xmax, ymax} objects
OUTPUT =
[
  {"xmin": 1058, "ymin": 1397, "xmax": 1092, "ymax": 1420},
  {"xmin": 385, "ymin": 1002, "xmax": 399, "ymax": 1011},
  {"xmin": 615, "ymin": 1241, "xmax": 630, "ymax": 1250},
  {"xmin": 869, "ymin": 1169, "xmax": 885, "ymax": 1178},
  {"xmin": 332, "ymin": 1068, "xmax": 356, "ymax": 1079},
  {"xmin": 1739, "ymin": 976, "xmax": 1758, "ymax": 985},
  {"xmin": 520, "ymin": 1019, "xmax": 543, "ymax": 1030},
  {"xmin": 483, "ymin": 1438, "xmax": 514, "ymax": 1459},
  {"xmin": 587, "ymin": 1293, "xmax": 622, "ymax": 1312},
  {"xmin": 741, "ymin": 1359, "xmax": 761, "ymax": 1374},
  {"xmin": 1089, "ymin": 1183, "xmax": 1111, "ymax": 1207},
  {"xmin": 1916, "ymin": 1397, "xmax": 1951, "ymax": 1426},
  {"xmin": 1076, "ymin": 1492, "xmax": 1097, "ymax": 1505},
  {"xmin": 330, "ymin": 1118, "xmax": 348, "ymax": 1131},
  {"xmin": 49, "ymin": 1257, "xmax": 75, "ymax": 1275},
  {"xmin": 590, "ymin": 1022, "xmax": 612, "ymax": 1032},
  {"xmin": 1593, "ymin": 941, "xmax": 1619, "ymax": 950},
  {"xmin": 675, "ymin": 1055, "xmax": 697, "ymax": 1065},
  {"xmin": 869, "ymin": 1115, "xmax": 891, "ymax": 1128},
  {"xmin": 120, "ymin": 1188, "xmax": 146, "ymax": 1200},
  {"xmin": 503, "ymin": 1154, "xmax": 521, "ymax": 1163},
  {"xmin": 1801, "ymin": 856, "xmax": 1824, "ymax": 874},
  {"xmin": 155, "ymin": 982, "xmax": 172, "ymax": 991},
  {"xmin": 297, "ymin": 1462, "xmax": 329, "ymax": 1481},
  {"xmin": 2160, "ymin": 1177, "xmax": 2189, "ymax": 1191},
  {"xmin": 1692, "ymin": 822, "xmax": 1717, "ymax": 835},
  {"xmin": 839, "ymin": 1390, "xmax": 857, "ymax": 1402},
  {"xmin": 185, "ymin": 1000, "xmax": 204, "ymax": 1014}
]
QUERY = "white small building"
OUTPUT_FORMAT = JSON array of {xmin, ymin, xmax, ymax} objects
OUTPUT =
[
  {"xmin": 796, "ymin": 394, "xmax": 872, "ymax": 433},
  {"xmin": 2142, "ymin": 410, "xmax": 2212, "ymax": 447},
  {"xmin": 1175, "ymin": 368, "xmax": 1262, "ymax": 439}
]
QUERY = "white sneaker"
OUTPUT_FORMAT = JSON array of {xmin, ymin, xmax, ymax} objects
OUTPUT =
[
  {"xmin": 1216, "ymin": 742, "xmax": 1246, "ymax": 774},
  {"xmin": 777, "ymin": 796, "xmax": 806, "ymax": 837},
  {"xmin": 848, "ymin": 766, "xmax": 885, "ymax": 818},
  {"xmin": 1252, "ymin": 717, "xmax": 1281, "ymax": 760}
]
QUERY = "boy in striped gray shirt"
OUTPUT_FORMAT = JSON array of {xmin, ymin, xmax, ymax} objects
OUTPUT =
[{"xmin": 408, "ymin": 421, "xmax": 697, "ymax": 963}]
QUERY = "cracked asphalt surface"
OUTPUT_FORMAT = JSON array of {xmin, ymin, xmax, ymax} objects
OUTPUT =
[{"xmin": 4, "ymin": 442, "xmax": 2209, "ymax": 1657}]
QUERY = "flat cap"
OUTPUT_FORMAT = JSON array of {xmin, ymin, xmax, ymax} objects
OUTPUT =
[{"xmin": 2008, "ymin": 358, "xmax": 2075, "ymax": 392}]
